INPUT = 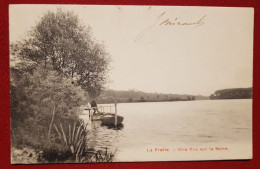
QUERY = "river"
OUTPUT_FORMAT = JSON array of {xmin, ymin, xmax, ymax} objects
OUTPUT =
[{"xmin": 80, "ymin": 99, "xmax": 252, "ymax": 162}]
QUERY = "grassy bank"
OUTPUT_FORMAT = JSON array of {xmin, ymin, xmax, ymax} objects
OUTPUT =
[{"xmin": 11, "ymin": 118, "xmax": 115, "ymax": 163}]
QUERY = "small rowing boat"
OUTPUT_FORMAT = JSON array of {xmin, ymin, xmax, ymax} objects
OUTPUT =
[{"xmin": 101, "ymin": 113, "xmax": 124, "ymax": 126}]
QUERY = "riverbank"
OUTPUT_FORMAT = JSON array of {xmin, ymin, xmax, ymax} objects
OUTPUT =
[
  {"xmin": 11, "ymin": 147, "xmax": 41, "ymax": 164},
  {"xmin": 11, "ymin": 143, "xmax": 115, "ymax": 163}
]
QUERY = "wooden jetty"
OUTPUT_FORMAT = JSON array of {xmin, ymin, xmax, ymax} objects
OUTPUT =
[{"xmin": 83, "ymin": 103, "xmax": 124, "ymax": 126}]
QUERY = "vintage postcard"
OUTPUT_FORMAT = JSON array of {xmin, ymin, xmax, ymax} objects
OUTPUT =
[{"xmin": 9, "ymin": 5, "xmax": 253, "ymax": 163}]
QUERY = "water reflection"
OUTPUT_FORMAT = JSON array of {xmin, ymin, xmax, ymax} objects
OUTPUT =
[{"xmin": 86, "ymin": 121, "xmax": 123, "ymax": 153}]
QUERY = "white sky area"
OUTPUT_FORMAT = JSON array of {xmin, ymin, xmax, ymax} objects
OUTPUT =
[{"xmin": 9, "ymin": 5, "xmax": 254, "ymax": 96}]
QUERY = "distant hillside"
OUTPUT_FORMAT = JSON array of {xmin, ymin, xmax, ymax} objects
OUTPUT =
[
  {"xmin": 96, "ymin": 90, "xmax": 209, "ymax": 104},
  {"xmin": 210, "ymin": 87, "xmax": 252, "ymax": 100}
]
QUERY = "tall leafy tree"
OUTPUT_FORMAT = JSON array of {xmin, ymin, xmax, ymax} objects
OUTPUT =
[
  {"xmin": 10, "ymin": 8, "xmax": 111, "ymax": 149},
  {"xmin": 16, "ymin": 8, "xmax": 110, "ymax": 98}
]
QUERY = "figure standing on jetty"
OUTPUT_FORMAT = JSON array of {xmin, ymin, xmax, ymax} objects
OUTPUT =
[{"xmin": 91, "ymin": 99, "xmax": 100, "ymax": 115}]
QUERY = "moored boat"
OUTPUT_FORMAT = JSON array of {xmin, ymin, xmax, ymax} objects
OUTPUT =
[{"xmin": 100, "ymin": 113, "xmax": 124, "ymax": 126}]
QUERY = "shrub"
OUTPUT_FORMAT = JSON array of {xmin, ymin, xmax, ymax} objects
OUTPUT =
[{"xmin": 41, "ymin": 143, "xmax": 72, "ymax": 162}]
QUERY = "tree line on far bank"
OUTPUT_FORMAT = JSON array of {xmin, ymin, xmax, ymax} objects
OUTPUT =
[
  {"xmin": 96, "ymin": 87, "xmax": 253, "ymax": 104},
  {"xmin": 209, "ymin": 87, "xmax": 252, "ymax": 100},
  {"xmin": 96, "ymin": 90, "xmax": 209, "ymax": 104}
]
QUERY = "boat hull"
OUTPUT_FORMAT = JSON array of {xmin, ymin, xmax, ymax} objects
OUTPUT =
[{"xmin": 101, "ymin": 114, "xmax": 124, "ymax": 126}]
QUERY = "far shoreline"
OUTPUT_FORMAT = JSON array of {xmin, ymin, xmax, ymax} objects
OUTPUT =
[{"xmin": 98, "ymin": 98, "xmax": 253, "ymax": 105}]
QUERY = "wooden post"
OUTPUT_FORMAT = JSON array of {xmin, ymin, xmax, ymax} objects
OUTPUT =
[{"xmin": 114, "ymin": 101, "xmax": 117, "ymax": 126}]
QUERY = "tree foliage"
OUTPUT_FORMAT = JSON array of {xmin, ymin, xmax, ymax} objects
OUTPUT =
[
  {"xmin": 16, "ymin": 8, "xmax": 110, "ymax": 98},
  {"xmin": 10, "ymin": 64, "xmax": 87, "ymax": 147},
  {"xmin": 10, "ymin": 8, "xmax": 111, "ymax": 153},
  {"xmin": 209, "ymin": 88, "xmax": 252, "ymax": 100}
]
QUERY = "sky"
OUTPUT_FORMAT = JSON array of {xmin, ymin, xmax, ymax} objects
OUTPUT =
[{"xmin": 9, "ymin": 5, "xmax": 254, "ymax": 96}]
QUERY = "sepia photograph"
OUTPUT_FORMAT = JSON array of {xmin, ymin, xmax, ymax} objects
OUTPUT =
[{"xmin": 9, "ymin": 5, "xmax": 253, "ymax": 164}]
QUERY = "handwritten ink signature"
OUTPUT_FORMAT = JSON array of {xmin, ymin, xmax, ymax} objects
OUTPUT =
[{"xmin": 135, "ymin": 12, "xmax": 207, "ymax": 42}]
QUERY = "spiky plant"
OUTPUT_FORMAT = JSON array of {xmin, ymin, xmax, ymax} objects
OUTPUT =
[{"xmin": 53, "ymin": 120, "xmax": 88, "ymax": 162}]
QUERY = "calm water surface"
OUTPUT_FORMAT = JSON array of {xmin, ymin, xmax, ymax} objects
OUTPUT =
[{"xmin": 80, "ymin": 99, "xmax": 252, "ymax": 161}]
